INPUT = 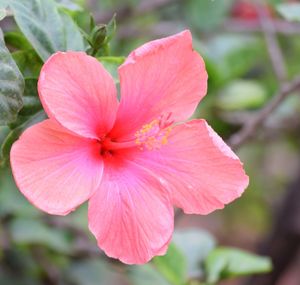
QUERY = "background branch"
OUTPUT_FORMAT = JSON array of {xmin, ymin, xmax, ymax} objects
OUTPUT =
[
  {"xmin": 228, "ymin": 75, "xmax": 300, "ymax": 149},
  {"xmin": 228, "ymin": 1, "xmax": 300, "ymax": 150},
  {"xmin": 255, "ymin": 1, "xmax": 287, "ymax": 82},
  {"xmin": 223, "ymin": 19, "xmax": 300, "ymax": 35}
]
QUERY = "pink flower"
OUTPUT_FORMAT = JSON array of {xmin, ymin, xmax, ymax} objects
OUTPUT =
[{"xmin": 10, "ymin": 30, "xmax": 249, "ymax": 264}]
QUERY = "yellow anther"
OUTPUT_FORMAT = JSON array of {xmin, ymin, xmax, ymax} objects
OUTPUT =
[{"xmin": 135, "ymin": 118, "xmax": 172, "ymax": 150}]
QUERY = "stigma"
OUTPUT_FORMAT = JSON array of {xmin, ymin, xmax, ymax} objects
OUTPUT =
[{"xmin": 135, "ymin": 113, "xmax": 173, "ymax": 150}]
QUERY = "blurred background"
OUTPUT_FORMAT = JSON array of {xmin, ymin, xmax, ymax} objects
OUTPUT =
[{"xmin": 1, "ymin": 0, "xmax": 300, "ymax": 284}]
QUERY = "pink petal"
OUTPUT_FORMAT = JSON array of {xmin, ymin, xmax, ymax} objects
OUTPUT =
[
  {"xmin": 38, "ymin": 52, "xmax": 118, "ymax": 139},
  {"xmin": 10, "ymin": 119, "xmax": 103, "ymax": 215},
  {"xmin": 132, "ymin": 120, "xmax": 249, "ymax": 215},
  {"xmin": 110, "ymin": 30, "xmax": 208, "ymax": 140},
  {"xmin": 88, "ymin": 158, "xmax": 174, "ymax": 264}
]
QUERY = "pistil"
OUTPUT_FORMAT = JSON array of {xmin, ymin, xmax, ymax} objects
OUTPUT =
[{"xmin": 101, "ymin": 139, "xmax": 137, "ymax": 151}]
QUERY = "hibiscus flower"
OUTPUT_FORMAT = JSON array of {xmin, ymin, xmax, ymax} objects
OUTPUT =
[{"xmin": 10, "ymin": 30, "xmax": 249, "ymax": 264}]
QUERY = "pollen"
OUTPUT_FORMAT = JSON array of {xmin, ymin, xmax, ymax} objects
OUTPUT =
[{"xmin": 135, "ymin": 116, "xmax": 173, "ymax": 150}]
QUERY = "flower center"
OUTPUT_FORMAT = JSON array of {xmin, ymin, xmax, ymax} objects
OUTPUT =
[
  {"xmin": 135, "ymin": 113, "xmax": 173, "ymax": 150},
  {"xmin": 99, "ymin": 113, "xmax": 173, "ymax": 155}
]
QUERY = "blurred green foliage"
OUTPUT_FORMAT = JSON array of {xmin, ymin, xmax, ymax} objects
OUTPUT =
[
  {"xmin": 277, "ymin": 3, "xmax": 300, "ymax": 22},
  {"xmin": 1, "ymin": 0, "xmax": 300, "ymax": 284}
]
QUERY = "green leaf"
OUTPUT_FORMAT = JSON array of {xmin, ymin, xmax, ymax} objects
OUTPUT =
[
  {"xmin": 173, "ymin": 229, "xmax": 216, "ymax": 279},
  {"xmin": 18, "ymin": 78, "xmax": 42, "ymax": 116},
  {"xmin": 12, "ymin": 50, "xmax": 43, "ymax": 77},
  {"xmin": 97, "ymin": 56, "xmax": 125, "ymax": 83},
  {"xmin": 0, "ymin": 168, "xmax": 39, "ymax": 217},
  {"xmin": 9, "ymin": 78, "xmax": 42, "ymax": 126},
  {"xmin": 1, "ymin": 77, "xmax": 44, "ymax": 165},
  {"xmin": 9, "ymin": 217, "xmax": 72, "ymax": 253},
  {"xmin": 0, "ymin": 125, "xmax": 9, "ymax": 145},
  {"xmin": 204, "ymin": 247, "xmax": 272, "ymax": 284},
  {"xmin": 4, "ymin": 31, "xmax": 32, "ymax": 50},
  {"xmin": 60, "ymin": 10, "xmax": 85, "ymax": 51},
  {"xmin": 153, "ymin": 243, "xmax": 187, "ymax": 285},
  {"xmin": 0, "ymin": 32, "xmax": 24, "ymax": 125},
  {"xmin": 128, "ymin": 264, "xmax": 171, "ymax": 285},
  {"xmin": 10, "ymin": 0, "xmax": 64, "ymax": 61},
  {"xmin": 1, "ymin": 111, "xmax": 46, "ymax": 165},
  {"xmin": 55, "ymin": 0, "xmax": 83, "ymax": 11},
  {"xmin": 216, "ymin": 80, "xmax": 267, "ymax": 111},
  {"xmin": 66, "ymin": 259, "xmax": 124, "ymax": 285},
  {"xmin": 276, "ymin": 3, "xmax": 300, "ymax": 22},
  {"xmin": 10, "ymin": 0, "xmax": 84, "ymax": 61},
  {"xmin": 105, "ymin": 13, "xmax": 116, "ymax": 43}
]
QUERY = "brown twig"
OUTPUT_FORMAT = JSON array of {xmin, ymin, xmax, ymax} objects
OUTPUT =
[
  {"xmin": 255, "ymin": 1, "xmax": 287, "ymax": 82},
  {"xmin": 228, "ymin": 76, "xmax": 300, "ymax": 149},
  {"xmin": 227, "ymin": 1, "xmax": 299, "ymax": 150},
  {"xmin": 223, "ymin": 19, "xmax": 300, "ymax": 35}
]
